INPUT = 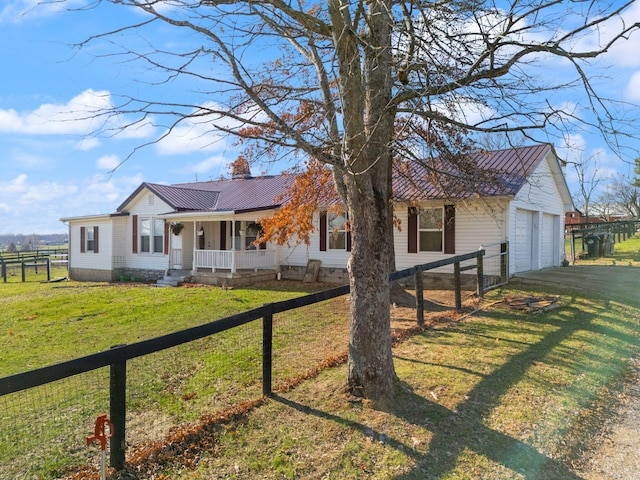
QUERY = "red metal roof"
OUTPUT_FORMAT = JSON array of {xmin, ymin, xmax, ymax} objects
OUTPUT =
[
  {"xmin": 118, "ymin": 144, "xmax": 553, "ymax": 213},
  {"xmin": 392, "ymin": 144, "xmax": 551, "ymax": 201}
]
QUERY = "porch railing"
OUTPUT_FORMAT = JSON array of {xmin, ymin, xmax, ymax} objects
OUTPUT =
[{"xmin": 194, "ymin": 249, "xmax": 276, "ymax": 272}]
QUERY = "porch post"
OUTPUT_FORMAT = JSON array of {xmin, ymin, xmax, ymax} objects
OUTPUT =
[
  {"xmin": 231, "ymin": 220, "xmax": 236, "ymax": 273},
  {"xmin": 192, "ymin": 222, "xmax": 197, "ymax": 275}
]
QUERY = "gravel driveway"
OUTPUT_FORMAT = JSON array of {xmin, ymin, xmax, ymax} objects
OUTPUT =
[
  {"xmin": 514, "ymin": 266, "xmax": 640, "ymax": 479},
  {"xmin": 575, "ymin": 357, "xmax": 640, "ymax": 480}
]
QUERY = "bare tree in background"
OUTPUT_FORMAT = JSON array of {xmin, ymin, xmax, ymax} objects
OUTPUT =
[
  {"xmin": 598, "ymin": 175, "xmax": 640, "ymax": 219},
  {"xmin": 570, "ymin": 153, "xmax": 610, "ymax": 223},
  {"xmin": 71, "ymin": 0, "xmax": 639, "ymax": 400}
]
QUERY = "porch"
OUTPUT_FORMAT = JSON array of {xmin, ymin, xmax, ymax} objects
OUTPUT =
[
  {"xmin": 170, "ymin": 247, "xmax": 276, "ymax": 273},
  {"xmin": 193, "ymin": 248, "xmax": 276, "ymax": 272}
]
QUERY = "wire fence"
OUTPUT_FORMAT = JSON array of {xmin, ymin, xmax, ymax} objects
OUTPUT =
[
  {"xmin": 0, "ymin": 369, "xmax": 110, "ymax": 479},
  {"xmin": 0, "ymin": 247, "xmax": 496, "ymax": 479},
  {"xmin": 481, "ymin": 241, "xmax": 509, "ymax": 291},
  {"xmin": 0, "ymin": 294, "xmax": 354, "ymax": 480}
]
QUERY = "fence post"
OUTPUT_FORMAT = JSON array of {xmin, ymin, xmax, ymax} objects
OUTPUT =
[
  {"xmin": 454, "ymin": 261, "xmax": 462, "ymax": 311},
  {"xmin": 414, "ymin": 266, "xmax": 424, "ymax": 327},
  {"xmin": 262, "ymin": 304, "xmax": 273, "ymax": 397},
  {"xmin": 110, "ymin": 345, "xmax": 127, "ymax": 471},
  {"xmin": 476, "ymin": 251, "xmax": 484, "ymax": 298},
  {"xmin": 46, "ymin": 258, "xmax": 51, "ymax": 282},
  {"xmin": 1, "ymin": 261, "xmax": 5, "ymax": 283},
  {"xmin": 21, "ymin": 262, "xmax": 26, "ymax": 282}
]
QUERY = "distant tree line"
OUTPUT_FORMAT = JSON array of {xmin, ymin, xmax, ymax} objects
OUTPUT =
[{"xmin": 0, "ymin": 234, "xmax": 68, "ymax": 251}]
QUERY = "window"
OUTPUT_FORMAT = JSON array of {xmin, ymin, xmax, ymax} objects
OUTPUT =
[
  {"xmin": 153, "ymin": 219, "xmax": 164, "ymax": 253},
  {"xmin": 419, "ymin": 208, "xmax": 443, "ymax": 252},
  {"xmin": 86, "ymin": 227, "xmax": 95, "ymax": 252},
  {"xmin": 80, "ymin": 226, "xmax": 99, "ymax": 254},
  {"xmin": 328, "ymin": 212, "xmax": 347, "ymax": 250},
  {"xmin": 408, "ymin": 205, "xmax": 455, "ymax": 254},
  {"xmin": 140, "ymin": 217, "xmax": 165, "ymax": 254},
  {"xmin": 245, "ymin": 222, "xmax": 261, "ymax": 249},
  {"xmin": 319, "ymin": 211, "xmax": 351, "ymax": 252}
]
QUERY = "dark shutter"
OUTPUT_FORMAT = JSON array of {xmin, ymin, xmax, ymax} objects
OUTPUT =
[
  {"xmin": 319, "ymin": 211, "xmax": 327, "ymax": 252},
  {"xmin": 346, "ymin": 229, "xmax": 352, "ymax": 252},
  {"xmin": 132, "ymin": 215, "xmax": 138, "ymax": 254},
  {"xmin": 164, "ymin": 221, "xmax": 169, "ymax": 255},
  {"xmin": 220, "ymin": 221, "xmax": 227, "ymax": 250},
  {"xmin": 94, "ymin": 226, "xmax": 99, "ymax": 254},
  {"xmin": 444, "ymin": 205, "xmax": 455, "ymax": 254},
  {"xmin": 407, "ymin": 207, "xmax": 418, "ymax": 253},
  {"xmin": 80, "ymin": 227, "xmax": 86, "ymax": 253}
]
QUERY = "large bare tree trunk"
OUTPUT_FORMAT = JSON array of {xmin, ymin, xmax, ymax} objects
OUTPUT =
[
  {"xmin": 335, "ymin": 0, "xmax": 398, "ymax": 399},
  {"xmin": 345, "ymin": 162, "xmax": 398, "ymax": 399}
]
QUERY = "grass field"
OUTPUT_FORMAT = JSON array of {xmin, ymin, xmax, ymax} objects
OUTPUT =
[
  {"xmin": 2, "ymin": 236, "xmax": 640, "ymax": 479},
  {"xmin": 566, "ymin": 231, "xmax": 640, "ymax": 266},
  {"xmin": 151, "ymin": 268, "xmax": 640, "ymax": 480},
  {"xmin": 0, "ymin": 280, "xmax": 342, "ymax": 479}
]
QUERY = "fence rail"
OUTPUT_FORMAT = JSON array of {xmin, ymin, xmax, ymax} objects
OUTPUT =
[
  {"xmin": 0, "ymin": 245, "xmax": 502, "ymax": 478},
  {"xmin": 1, "ymin": 255, "xmax": 68, "ymax": 283},
  {"xmin": 0, "ymin": 248, "xmax": 68, "ymax": 261},
  {"xmin": 565, "ymin": 220, "xmax": 639, "ymax": 261}
]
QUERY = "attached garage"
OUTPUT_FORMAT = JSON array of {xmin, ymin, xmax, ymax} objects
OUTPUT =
[
  {"xmin": 514, "ymin": 209, "xmax": 534, "ymax": 273},
  {"xmin": 508, "ymin": 145, "xmax": 573, "ymax": 275}
]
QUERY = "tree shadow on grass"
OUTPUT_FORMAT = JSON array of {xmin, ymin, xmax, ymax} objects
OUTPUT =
[{"xmin": 271, "ymin": 302, "xmax": 638, "ymax": 479}]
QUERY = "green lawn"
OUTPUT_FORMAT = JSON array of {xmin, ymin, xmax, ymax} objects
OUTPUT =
[
  {"xmin": 2, "ymin": 244, "xmax": 640, "ymax": 479},
  {"xmin": 0, "ymin": 279, "xmax": 343, "ymax": 479},
  {"xmin": 566, "ymin": 232, "xmax": 640, "ymax": 266},
  {"xmin": 141, "ymin": 268, "xmax": 640, "ymax": 480}
]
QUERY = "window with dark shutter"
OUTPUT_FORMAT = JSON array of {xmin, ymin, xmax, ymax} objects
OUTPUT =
[
  {"xmin": 132, "ymin": 215, "xmax": 138, "ymax": 253},
  {"xmin": 94, "ymin": 226, "xmax": 99, "ymax": 254},
  {"xmin": 319, "ymin": 211, "xmax": 327, "ymax": 251},
  {"xmin": 164, "ymin": 221, "xmax": 169, "ymax": 255},
  {"xmin": 80, "ymin": 227, "xmax": 86, "ymax": 253}
]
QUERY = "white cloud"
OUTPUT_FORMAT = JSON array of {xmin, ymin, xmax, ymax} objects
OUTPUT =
[
  {"xmin": 0, "ymin": 89, "xmax": 112, "ymax": 135},
  {"xmin": 557, "ymin": 134, "xmax": 587, "ymax": 166},
  {"xmin": 75, "ymin": 137, "xmax": 101, "ymax": 151},
  {"xmin": 80, "ymin": 173, "xmax": 144, "ymax": 206},
  {"xmin": 0, "ymin": 89, "xmax": 156, "ymax": 142},
  {"xmin": 96, "ymin": 154, "xmax": 122, "ymax": 171},
  {"xmin": 2, "ymin": 174, "xmax": 29, "ymax": 193},
  {"xmin": 624, "ymin": 71, "xmax": 640, "ymax": 102},
  {"xmin": 155, "ymin": 102, "xmax": 244, "ymax": 155},
  {"xmin": 0, "ymin": 0, "xmax": 87, "ymax": 24},
  {"xmin": 0, "ymin": 170, "xmax": 146, "ymax": 234},
  {"xmin": 176, "ymin": 155, "xmax": 228, "ymax": 175}
]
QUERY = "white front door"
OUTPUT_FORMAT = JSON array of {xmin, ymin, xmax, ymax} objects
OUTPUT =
[{"xmin": 172, "ymin": 233, "xmax": 183, "ymax": 269}]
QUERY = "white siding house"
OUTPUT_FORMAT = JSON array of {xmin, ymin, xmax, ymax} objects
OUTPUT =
[{"xmin": 61, "ymin": 144, "xmax": 573, "ymax": 285}]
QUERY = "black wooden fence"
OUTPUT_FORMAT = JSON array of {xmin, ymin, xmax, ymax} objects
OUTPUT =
[
  {"xmin": 1, "ymin": 250, "xmax": 69, "ymax": 283},
  {"xmin": 0, "ymin": 246, "xmax": 501, "ymax": 474},
  {"xmin": 565, "ymin": 220, "xmax": 639, "ymax": 261}
]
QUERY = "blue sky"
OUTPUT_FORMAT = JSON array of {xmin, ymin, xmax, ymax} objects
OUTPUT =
[{"xmin": 1, "ymin": 1, "xmax": 639, "ymax": 234}]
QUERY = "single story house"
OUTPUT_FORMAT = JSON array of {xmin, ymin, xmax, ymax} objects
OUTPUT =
[{"xmin": 60, "ymin": 144, "xmax": 573, "ymax": 285}]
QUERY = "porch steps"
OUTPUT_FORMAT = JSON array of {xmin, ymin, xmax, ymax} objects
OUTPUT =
[{"xmin": 156, "ymin": 269, "xmax": 192, "ymax": 287}]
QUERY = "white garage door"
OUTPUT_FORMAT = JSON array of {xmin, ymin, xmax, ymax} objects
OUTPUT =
[
  {"xmin": 540, "ymin": 214, "xmax": 555, "ymax": 268},
  {"xmin": 515, "ymin": 209, "xmax": 533, "ymax": 272}
]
